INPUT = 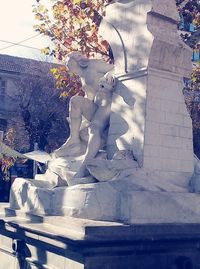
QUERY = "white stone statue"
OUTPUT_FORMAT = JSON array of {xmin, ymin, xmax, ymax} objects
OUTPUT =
[
  {"xmin": 73, "ymin": 72, "xmax": 116, "ymax": 178},
  {"xmin": 22, "ymin": 70, "xmax": 117, "ymax": 186},
  {"xmin": 5, "ymin": 53, "xmax": 117, "ymax": 195},
  {"xmin": 54, "ymin": 52, "xmax": 114, "ymax": 158},
  {"xmin": 27, "ymin": 54, "xmax": 116, "ymax": 185},
  {"xmin": 47, "ymin": 71, "xmax": 117, "ymax": 180},
  {"xmin": 7, "ymin": 0, "xmax": 200, "ymax": 226}
]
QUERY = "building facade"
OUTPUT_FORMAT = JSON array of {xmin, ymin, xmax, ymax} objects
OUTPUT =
[{"xmin": 0, "ymin": 54, "xmax": 69, "ymax": 200}]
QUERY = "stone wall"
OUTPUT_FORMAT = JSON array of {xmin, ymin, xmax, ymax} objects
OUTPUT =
[{"xmin": 100, "ymin": 0, "xmax": 194, "ymax": 184}]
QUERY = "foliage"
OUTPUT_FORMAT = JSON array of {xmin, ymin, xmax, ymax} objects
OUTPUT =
[
  {"xmin": 191, "ymin": 66, "xmax": 200, "ymax": 87},
  {"xmin": 176, "ymin": 0, "xmax": 200, "ymax": 94},
  {"xmin": 176, "ymin": 0, "xmax": 200, "ymax": 156},
  {"xmin": 177, "ymin": 0, "xmax": 200, "ymax": 48},
  {"xmin": 0, "ymin": 63, "xmax": 69, "ymax": 180},
  {"xmin": 177, "ymin": 0, "xmax": 200, "ymax": 26},
  {"xmin": 13, "ymin": 66, "xmax": 69, "ymax": 152},
  {"xmin": 33, "ymin": 0, "xmax": 113, "ymax": 97},
  {"xmin": 50, "ymin": 66, "xmax": 83, "ymax": 98},
  {"xmin": 0, "ymin": 129, "xmax": 16, "ymax": 180},
  {"xmin": 33, "ymin": 0, "xmax": 112, "ymax": 60}
]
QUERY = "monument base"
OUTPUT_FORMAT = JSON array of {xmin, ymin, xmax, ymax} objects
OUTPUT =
[
  {"xmin": 9, "ymin": 178, "xmax": 200, "ymax": 224},
  {"xmin": 0, "ymin": 208, "xmax": 200, "ymax": 269}
]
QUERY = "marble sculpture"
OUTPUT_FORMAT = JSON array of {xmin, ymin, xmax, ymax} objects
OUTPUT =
[{"xmin": 7, "ymin": 0, "xmax": 200, "ymax": 223}]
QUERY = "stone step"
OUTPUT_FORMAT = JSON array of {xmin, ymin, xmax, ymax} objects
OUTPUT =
[{"xmin": 3, "ymin": 207, "xmax": 44, "ymax": 223}]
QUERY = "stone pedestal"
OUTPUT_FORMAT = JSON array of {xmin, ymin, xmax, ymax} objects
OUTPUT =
[
  {"xmin": 0, "ymin": 211, "xmax": 200, "ymax": 269},
  {"xmin": 8, "ymin": 178, "xmax": 200, "ymax": 224}
]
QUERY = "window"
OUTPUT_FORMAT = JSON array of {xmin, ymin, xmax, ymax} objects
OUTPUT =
[
  {"xmin": 0, "ymin": 78, "xmax": 6, "ymax": 98},
  {"xmin": 192, "ymin": 49, "xmax": 200, "ymax": 62},
  {"xmin": 0, "ymin": 119, "xmax": 7, "ymax": 132}
]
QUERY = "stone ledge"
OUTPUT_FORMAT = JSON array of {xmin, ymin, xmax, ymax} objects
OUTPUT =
[
  {"xmin": 2, "ymin": 213, "xmax": 200, "ymax": 243},
  {"xmin": 1, "ymin": 214, "xmax": 200, "ymax": 268}
]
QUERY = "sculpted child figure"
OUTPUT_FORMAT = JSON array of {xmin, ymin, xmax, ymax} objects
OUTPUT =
[{"xmin": 54, "ymin": 52, "xmax": 114, "ymax": 161}]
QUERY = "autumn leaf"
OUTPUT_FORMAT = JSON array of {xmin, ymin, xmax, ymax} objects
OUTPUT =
[
  {"xmin": 33, "ymin": 0, "xmax": 112, "ymax": 97},
  {"xmin": 41, "ymin": 47, "xmax": 50, "ymax": 55},
  {"xmin": 73, "ymin": 0, "xmax": 81, "ymax": 4}
]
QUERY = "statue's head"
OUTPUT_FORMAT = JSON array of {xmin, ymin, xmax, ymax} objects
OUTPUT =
[
  {"xmin": 99, "ymin": 72, "xmax": 116, "ymax": 92},
  {"xmin": 65, "ymin": 52, "xmax": 90, "ymax": 73}
]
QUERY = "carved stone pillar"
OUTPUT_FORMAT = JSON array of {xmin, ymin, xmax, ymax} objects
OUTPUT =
[{"xmin": 100, "ymin": 0, "xmax": 194, "ymax": 185}]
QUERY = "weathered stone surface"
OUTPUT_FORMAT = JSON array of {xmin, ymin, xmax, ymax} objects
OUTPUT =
[
  {"xmin": 9, "ymin": 178, "xmax": 52, "ymax": 214},
  {"xmin": 100, "ymin": 0, "xmax": 193, "ymax": 183},
  {"xmin": 1, "ymin": 214, "xmax": 200, "ymax": 269},
  {"xmin": 7, "ymin": 0, "xmax": 197, "ymax": 225},
  {"xmin": 9, "ymin": 176, "xmax": 200, "ymax": 224}
]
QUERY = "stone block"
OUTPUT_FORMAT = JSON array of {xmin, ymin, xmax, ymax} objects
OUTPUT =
[
  {"xmin": 146, "ymin": 108, "xmax": 166, "ymax": 123},
  {"xmin": 144, "ymin": 132, "xmax": 162, "ymax": 146},
  {"xmin": 165, "ymin": 112, "xmax": 184, "ymax": 126},
  {"xmin": 146, "ymin": 96, "xmax": 161, "ymax": 110},
  {"xmin": 152, "ymin": 0, "xmax": 180, "ymax": 21},
  {"xmin": 53, "ymin": 184, "xmax": 119, "ymax": 221},
  {"xmin": 160, "ymin": 99, "xmax": 180, "ymax": 114},
  {"xmin": 147, "ymin": 85, "xmax": 163, "ymax": 98},
  {"xmin": 180, "ymin": 126, "xmax": 193, "ymax": 139},
  {"xmin": 143, "ymin": 156, "xmax": 162, "ymax": 170},
  {"xmin": 179, "ymin": 160, "xmax": 194, "ymax": 173},
  {"xmin": 9, "ymin": 178, "xmax": 53, "ymax": 215},
  {"xmin": 159, "ymin": 146, "xmax": 179, "ymax": 160},
  {"xmin": 161, "ymin": 158, "xmax": 181, "ymax": 172},
  {"xmin": 183, "ymin": 115, "xmax": 193, "ymax": 128},
  {"xmin": 160, "ymin": 135, "xmax": 182, "ymax": 148},
  {"xmin": 178, "ymin": 148, "xmax": 194, "ymax": 161},
  {"xmin": 181, "ymin": 137, "xmax": 194, "ymax": 151},
  {"xmin": 159, "ymin": 124, "xmax": 180, "ymax": 137},
  {"xmin": 121, "ymin": 191, "xmax": 200, "ymax": 224},
  {"xmin": 143, "ymin": 145, "xmax": 160, "ymax": 158},
  {"xmin": 145, "ymin": 120, "xmax": 160, "ymax": 134}
]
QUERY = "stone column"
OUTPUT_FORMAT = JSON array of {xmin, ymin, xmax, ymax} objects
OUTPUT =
[{"xmin": 100, "ymin": 0, "xmax": 194, "ymax": 186}]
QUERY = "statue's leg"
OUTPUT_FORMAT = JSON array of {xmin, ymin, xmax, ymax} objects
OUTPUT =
[
  {"xmin": 75, "ymin": 106, "xmax": 110, "ymax": 177},
  {"xmin": 66, "ymin": 95, "xmax": 84, "ymax": 145},
  {"xmin": 67, "ymin": 96, "xmax": 97, "ymax": 144},
  {"xmin": 74, "ymin": 122, "xmax": 101, "ymax": 178},
  {"xmin": 54, "ymin": 96, "xmax": 97, "ymax": 157}
]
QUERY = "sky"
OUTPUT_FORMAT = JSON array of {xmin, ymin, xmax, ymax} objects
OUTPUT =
[{"xmin": 0, "ymin": 0, "xmax": 53, "ymax": 62}]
